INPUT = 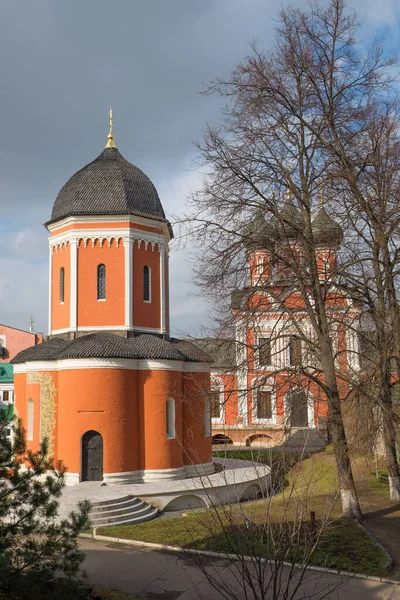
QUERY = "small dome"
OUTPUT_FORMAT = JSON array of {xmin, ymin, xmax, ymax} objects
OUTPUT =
[
  {"xmin": 270, "ymin": 200, "xmax": 303, "ymax": 240},
  {"xmin": 47, "ymin": 147, "xmax": 167, "ymax": 226},
  {"xmin": 243, "ymin": 211, "xmax": 276, "ymax": 250},
  {"xmin": 312, "ymin": 208, "xmax": 343, "ymax": 246}
]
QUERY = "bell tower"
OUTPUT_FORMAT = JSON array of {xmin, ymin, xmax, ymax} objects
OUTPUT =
[{"xmin": 46, "ymin": 111, "xmax": 172, "ymax": 339}]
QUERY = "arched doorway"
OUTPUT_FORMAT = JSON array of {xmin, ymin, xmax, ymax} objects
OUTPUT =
[
  {"xmin": 287, "ymin": 390, "xmax": 309, "ymax": 427},
  {"xmin": 81, "ymin": 430, "xmax": 103, "ymax": 482}
]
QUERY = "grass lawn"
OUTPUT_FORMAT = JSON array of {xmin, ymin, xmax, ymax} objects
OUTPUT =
[{"xmin": 97, "ymin": 449, "xmax": 389, "ymax": 576}]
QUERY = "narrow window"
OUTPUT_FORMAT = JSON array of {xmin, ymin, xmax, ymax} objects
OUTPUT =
[
  {"xmin": 27, "ymin": 399, "xmax": 34, "ymax": 441},
  {"xmin": 166, "ymin": 398, "xmax": 175, "ymax": 439},
  {"xmin": 3, "ymin": 391, "xmax": 9, "ymax": 403},
  {"xmin": 258, "ymin": 337, "xmax": 271, "ymax": 366},
  {"xmin": 289, "ymin": 336, "xmax": 302, "ymax": 366},
  {"xmin": 210, "ymin": 390, "xmax": 221, "ymax": 420},
  {"xmin": 97, "ymin": 264, "xmax": 106, "ymax": 300},
  {"xmin": 143, "ymin": 266, "xmax": 151, "ymax": 302},
  {"xmin": 60, "ymin": 267, "xmax": 65, "ymax": 303},
  {"xmin": 257, "ymin": 390, "xmax": 272, "ymax": 420},
  {"xmin": 205, "ymin": 398, "xmax": 211, "ymax": 437}
]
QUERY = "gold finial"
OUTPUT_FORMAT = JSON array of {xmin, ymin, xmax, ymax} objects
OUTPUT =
[{"xmin": 105, "ymin": 106, "xmax": 116, "ymax": 148}]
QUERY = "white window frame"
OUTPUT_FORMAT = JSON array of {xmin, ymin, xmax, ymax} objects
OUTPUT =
[
  {"xmin": 251, "ymin": 379, "xmax": 276, "ymax": 425},
  {"xmin": 204, "ymin": 397, "xmax": 211, "ymax": 437},
  {"xmin": 166, "ymin": 397, "xmax": 175, "ymax": 439},
  {"xmin": 27, "ymin": 398, "xmax": 34, "ymax": 441},
  {"xmin": 210, "ymin": 376, "xmax": 224, "ymax": 424}
]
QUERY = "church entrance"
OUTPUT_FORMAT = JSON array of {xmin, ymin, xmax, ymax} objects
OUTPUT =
[
  {"xmin": 81, "ymin": 430, "xmax": 103, "ymax": 481},
  {"xmin": 288, "ymin": 390, "xmax": 309, "ymax": 427}
]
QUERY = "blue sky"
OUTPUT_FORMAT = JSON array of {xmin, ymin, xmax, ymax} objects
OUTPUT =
[{"xmin": 0, "ymin": 0, "xmax": 398, "ymax": 336}]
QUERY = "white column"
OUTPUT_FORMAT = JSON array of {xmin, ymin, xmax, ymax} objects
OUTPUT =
[
  {"xmin": 48, "ymin": 244, "xmax": 53, "ymax": 336},
  {"xmin": 160, "ymin": 242, "xmax": 166, "ymax": 333},
  {"xmin": 124, "ymin": 237, "xmax": 133, "ymax": 329},
  {"xmin": 70, "ymin": 239, "xmax": 78, "ymax": 331}
]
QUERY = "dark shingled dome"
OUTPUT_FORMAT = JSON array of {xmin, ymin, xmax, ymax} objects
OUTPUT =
[
  {"xmin": 11, "ymin": 333, "xmax": 212, "ymax": 364},
  {"xmin": 312, "ymin": 208, "xmax": 343, "ymax": 246},
  {"xmin": 269, "ymin": 200, "xmax": 303, "ymax": 240},
  {"xmin": 47, "ymin": 147, "xmax": 167, "ymax": 226},
  {"xmin": 243, "ymin": 211, "xmax": 275, "ymax": 251}
]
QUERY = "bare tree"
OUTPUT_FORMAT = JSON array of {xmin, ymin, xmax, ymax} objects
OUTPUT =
[
  {"xmin": 329, "ymin": 102, "xmax": 400, "ymax": 499},
  {"xmin": 157, "ymin": 447, "xmax": 343, "ymax": 600},
  {"xmin": 182, "ymin": 0, "xmax": 399, "ymax": 517}
]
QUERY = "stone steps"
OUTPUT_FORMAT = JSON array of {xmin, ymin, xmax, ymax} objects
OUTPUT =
[
  {"xmin": 89, "ymin": 495, "xmax": 159, "ymax": 528},
  {"xmin": 283, "ymin": 428, "xmax": 326, "ymax": 452}
]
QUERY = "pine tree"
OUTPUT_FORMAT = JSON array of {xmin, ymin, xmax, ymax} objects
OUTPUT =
[{"xmin": 0, "ymin": 410, "xmax": 91, "ymax": 599}]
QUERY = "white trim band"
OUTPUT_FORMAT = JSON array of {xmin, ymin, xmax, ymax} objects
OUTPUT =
[{"xmin": 13, "ymin": 358, "xmax": 211, "ymax": 374}]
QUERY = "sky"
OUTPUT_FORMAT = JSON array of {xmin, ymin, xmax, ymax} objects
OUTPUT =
[{"xmin": 0, "ymin": 0, "xmax": 399, "ymax": 337}]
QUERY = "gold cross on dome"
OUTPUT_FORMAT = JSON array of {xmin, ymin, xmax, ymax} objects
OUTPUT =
[
  {"xmin": 105, "ymin": 106, "xmax": 116, "ymax": 148},
  {"xmin": 109, "ymin": 107, "xmax": 113, "ymax": 133}
]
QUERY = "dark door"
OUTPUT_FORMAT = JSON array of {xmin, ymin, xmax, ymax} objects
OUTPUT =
[
  {"xmin": 288, "ymin": 391, "xmax": 309, "ymax": 427},
  {"xmin": 82, "ymin": 430, "xmax": 103, "ymax": 481}
]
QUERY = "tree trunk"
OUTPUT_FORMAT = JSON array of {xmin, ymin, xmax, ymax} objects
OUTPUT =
[{"xmin": 320, "ymin": 339, "xmax": 363, "ymax": 519}]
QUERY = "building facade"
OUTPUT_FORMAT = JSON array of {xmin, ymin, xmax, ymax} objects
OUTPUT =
[
  {"xmin": 205, "ymin": 201, "xmax": 361, "ymax": 448},
  {"xmin": 13, "ymin": 120, "xmax": 213, "ymax": 484}
]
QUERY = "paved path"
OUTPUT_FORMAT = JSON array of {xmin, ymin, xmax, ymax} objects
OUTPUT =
[{"xmin": 81, "ymin": 538, "xmax": 400, "ymax": 599}]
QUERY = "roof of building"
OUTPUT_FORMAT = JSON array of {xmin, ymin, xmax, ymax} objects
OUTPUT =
[
  {"xmin": 47, "ymin": 147, "xmax": 167, "ymax": 227},
  {"xmin": 191, "ymin": 338, "xmax": 237, "ymax": 370},
  {"xmin": 269, "ymin": 199, "xmax": 303, "ymax": 240},
  {"xmin": 0, "ymin": 364, "xmax": 13, "ymax": 382},
  {"xmin": 11, "ymin": 333, "xmax": 212, "ymax": 364},
  {"xmin": 311, "ymin": 207, "xmax": 343, "ymax": 246},
  {"xmin": 243, "ymin": 211, "xmax": 276, "ymax": 251}
]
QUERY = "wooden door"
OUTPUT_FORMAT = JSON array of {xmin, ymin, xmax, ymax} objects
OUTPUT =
[
  {"xmin": 288, "ymin": 391, "xmax": 309, "ymax": 427},
  {"xmin": 82, "ymin": 430, "xmax": 103, "ymax": 481}
]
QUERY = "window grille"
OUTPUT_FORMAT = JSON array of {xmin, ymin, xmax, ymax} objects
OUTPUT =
[
  {"xmin": 289, "ymin": 336, "xmax": 302, "ymax": 366},
  {"xmin": 60, "ymin": 267, "xmax": 65, "ymax": 303},
  {"xmin": 97, "ymin": 264, "xmax": 106, "ymax": 300},
  {"xmin": 210, "ymin": 390, "xmax": 221, "ymax": 419},
  {"xmin": 257, "ymin": 390, "xmax": 272, "ymax": 420},
  {"xmin": 258, "ymin": 337, "xmax": 271, "ymax": 366},
  {"xmin": 143, "ymin": 266, "xmax": 150, "ymax": 302}
]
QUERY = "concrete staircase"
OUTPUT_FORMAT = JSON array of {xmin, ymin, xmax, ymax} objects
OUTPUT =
[
  {"xmin": 283, "ymin": 428, "xmax": 326, "ymax": 453},
  {"xmin": 89, "ymin": 495, "xmax": 159, "ymax": 528}
]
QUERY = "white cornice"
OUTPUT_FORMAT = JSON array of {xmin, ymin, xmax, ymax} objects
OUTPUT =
[
  {"xmin": 47, "ymin": 214, "xmax": 172, "ymax": 242},
  {"xmin": 13, "ymin": 358, "xmax": 211, "ymax": 373},
  {"xmin": 49, "ymin": 227, "xmax": 167, "ymax": 250}
]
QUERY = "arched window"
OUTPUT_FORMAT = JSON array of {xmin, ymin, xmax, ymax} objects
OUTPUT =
[
  {"xmin": 204, "ymin": 398, "xmax": 211, "ymax": 437},
  {"xmin": 60, "ymin": 267, "xmax": 65, "ymax": 303},
  {"xmin": 97, "ymin": 264, "xmax": 106, "ymax": 300},
  {"xmin": 27, "ymin": 399, "xmax": 34, "ymax": 441},
  {"xmin": 166, "ymin": 398, "xmax": 175, "ymax": 439},
  {"xmin": 143, "ymin": 266, "xmax": 151, "ymax": 302}
]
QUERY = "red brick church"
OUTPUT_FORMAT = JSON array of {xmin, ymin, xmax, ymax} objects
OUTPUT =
[
  {"xmin": 200, "ymin": 200, "xmax": 362, "ymax": 448},
  {"xmin": 12, "ymin": 114, "xmax": 214, "ymax": 484}
]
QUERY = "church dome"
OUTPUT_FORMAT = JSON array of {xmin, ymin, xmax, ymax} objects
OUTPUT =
[
  {"xmin": 46, "ymin": 147, "xmax": 166, "ymax": 226},
  {"xmin": 243, "ymin": 210, "xmax": 276, "ymax": 250},
  {"xmin": 312, "ymin": 207, "xmax": 343, "ymax": 246},
  {"xmin": 269, "ymin": 200, "xmax": 303, "ymax": 240}
]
